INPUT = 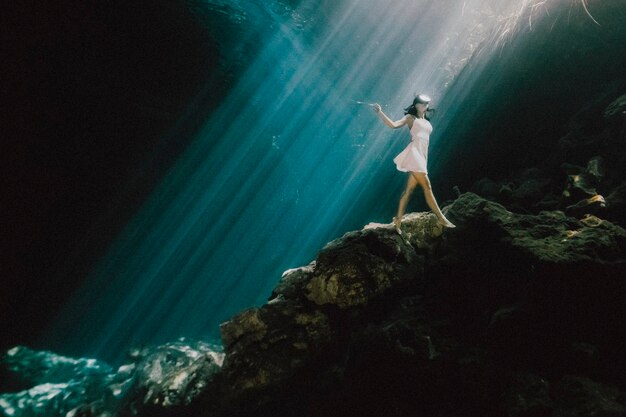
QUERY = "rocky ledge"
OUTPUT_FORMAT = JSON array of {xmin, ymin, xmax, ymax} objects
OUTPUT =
[
  {"xmin": 3, "ymin": 192, "xmax": 625, "ymax": 417},
  {"xmin": 207, "ymin": 192, "xmax": 626, "ymax": 417}
]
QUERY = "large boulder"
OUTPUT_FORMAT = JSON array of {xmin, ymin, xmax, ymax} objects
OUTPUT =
[
  {"xmin": 0, "ymin": 340, "xmax": 224, "ymax": 417},
  {"xmin": 304, "ymin": 225, "xmax": 423, "ymax": 309},
  {"xmin": 4, "ymin": 194, "xmax": 626, "ymax": 417},
  {"xmin": 218, "ymin": 300, "xmax": 332, "ymax": 396},
  {"xmin": 440, "ymin": 192, "xmax": 626, "ymax": 265}
]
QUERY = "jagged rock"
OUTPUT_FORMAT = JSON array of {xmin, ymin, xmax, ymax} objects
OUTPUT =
[
  {"xmin": 560, "ymin": 157, "xmax": 608, "ymax": 216},
  {"xmin": 563, "ymin": 171, "xmax": 599, "ymax": 200},
  {"xmin": 393, "ymin": 211, "xmax": 448, "ymax": 249},
  {"xmin": 209, "ymin": 193, "xmax": 626, "ymax": 416},
  {"xmin": 304, "ymin": 225, "xmax": 423, "ymax": 309},
  {"xmin": 565, "ymin": 194, "xmax": 606, "ymax": 218},
  {"xmin": 442, "ymin": 192, "xmax": 626, "ymax": 264},
  {"xmin": 347, "ymin": 295, "xmax": 447, "ymax": 362},
  {"xmin": 0, "ymin": 340, "xmax": 223, "ymax": 417},
  {"xmin": 5, "ymin": 194, "xmax": 626, "ymax": 417},
  {"xmin": 269, "ymin": 261, "xmax": 316, "ymax": 302},
  {"xmin": 219, "ymin": 299, "xmax": 332, "ymax": 395},
  {"xmin": 130, "ymin": 340, "xmax": 224, "ymax": 408},
  {"xmin": 0, "ymin": 348, "xmax": 119, "ymax": 417},
  {"xmin": 220, "ymin": 307, "xmax": 269, "ymax": 350}
]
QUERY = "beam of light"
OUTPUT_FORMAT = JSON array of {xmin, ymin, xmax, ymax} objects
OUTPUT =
[{"xmin": 42, "ymin": 0, "xmax": 568, "ymax": 364}]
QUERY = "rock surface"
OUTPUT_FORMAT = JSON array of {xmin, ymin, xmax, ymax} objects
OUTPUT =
[
  {"xmin": 194, "ymin": 193, "xmax": 626, "ymax": 417},
  {"xmin": 0, "ymin": 340, "xmax": 223, "ymax": 417},
  {"xmin": 470, "ymin": 87, "xmax": 626, "ymax": 231},
  {"xmin": 3, "ymin": 192, "xmax": 626, "ymax": 417}
]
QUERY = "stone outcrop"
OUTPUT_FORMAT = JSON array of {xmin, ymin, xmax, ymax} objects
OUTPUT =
[
  {"xmin": 193, "ymin": 193, "xmax": 626, "ymax": 417},
  {"xmin": 3, "ymin": 192, "xmax": 626, "ymax": 417},
  {"xmin": 0, "ymin": 340, "xmax": 223, "ymax": 417},
  {"xmin": 470, "ymin": 88, "xmax": 626, "ymax": 230}
]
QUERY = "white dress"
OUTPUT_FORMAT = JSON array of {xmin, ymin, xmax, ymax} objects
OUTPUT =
[{"xmin": 393, "ymin": 117, "xmax": 432, "ymax": 173}]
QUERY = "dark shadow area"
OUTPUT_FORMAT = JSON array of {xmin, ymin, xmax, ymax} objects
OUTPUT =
[{"xmin": 1, "ymin": 0, "xmax": 236, "ymax": 350}]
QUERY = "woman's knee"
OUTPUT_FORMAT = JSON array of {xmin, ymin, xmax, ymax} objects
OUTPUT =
[{"xmin": 401, "ymin": 186, "xmax": 415, "ymax": 197}]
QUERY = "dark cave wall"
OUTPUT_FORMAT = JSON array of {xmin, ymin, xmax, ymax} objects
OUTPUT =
[
  {"xmin": 432, "ymin": 0, "xmax": 626, "ymax": 199},
  {"xmin": 2, "ymin": 0, "xmax": 221, "ymax": 349}
]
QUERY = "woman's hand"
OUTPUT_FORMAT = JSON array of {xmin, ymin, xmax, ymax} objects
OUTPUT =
[{"xmin": 373, "ymin": 103, "xmax": 409, "ymax": 129}]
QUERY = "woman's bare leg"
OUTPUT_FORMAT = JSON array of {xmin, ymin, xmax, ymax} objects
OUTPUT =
[
  {"xmin": 411, "ymin": 172, "xmax": 456, "ymax": 227},
  {"xmin": 394, "ymin": 173, "xmax": 419, "ymax": 230}
]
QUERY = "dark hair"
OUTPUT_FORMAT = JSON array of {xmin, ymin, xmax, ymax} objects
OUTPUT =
[{"xmin": 403, "ymin": 94, "xmax": 432, "ymax": 121}]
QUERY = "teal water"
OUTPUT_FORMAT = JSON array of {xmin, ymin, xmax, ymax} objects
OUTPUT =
[{"xmin": 42, "ymin": 0, "xmax": 583, "ymax": 364}]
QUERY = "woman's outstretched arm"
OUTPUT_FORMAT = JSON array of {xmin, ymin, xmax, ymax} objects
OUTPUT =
[{"xmin": 373, "ymin": 103, "xmax": 409, "ymax": 129}]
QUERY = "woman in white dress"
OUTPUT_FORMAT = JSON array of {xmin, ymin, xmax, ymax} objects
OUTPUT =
[{"xmin": 373, "ymin": 94, "xmax": 455, "ymax": 233}]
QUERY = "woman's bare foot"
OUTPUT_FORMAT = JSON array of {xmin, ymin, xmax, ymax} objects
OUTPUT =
[
  {"xmin": 437, "ymin": 217, "xmax": 456, "ymax": 228},
  {"xmin": 392, "ymin": 216, "xmax": 403, "ymax": 234}
]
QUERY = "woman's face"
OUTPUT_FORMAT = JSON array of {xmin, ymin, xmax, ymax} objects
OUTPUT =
[{"xmin": 416, "ymin": 102, "xmax": 428, "ymax": 113}]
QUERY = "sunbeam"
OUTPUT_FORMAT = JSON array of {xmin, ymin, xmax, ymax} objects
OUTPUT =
[{"xmin": 42, "ymin": 0, "xmax": 570, "ymax": 364}]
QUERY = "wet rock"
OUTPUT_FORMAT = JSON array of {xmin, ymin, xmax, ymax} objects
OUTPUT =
[
  {"xmin": 395, "ymin": 211, "xmax": 449, "ymax": 248},
  {"xmin": 5, "ymin": 193, "xmax": 626, "ymax": 417},
  {"xmin": 269, "ymin": 261, "xmax": 316, "ymax": 302},
  {"xmin": 0, "ymin": 340, "xmax": 223, "ymax": 417},
  {"xmin": 563, "ymin": 171, "xmax": 599, "ymax": 200},
  {"xmin": 219, "ymin": 299, "xmax": 332, "ymax": 395},
  {"xmin": 443, "ymin": 192, "xmax": 626, "ymax": 264},
  {"xmin": 565, "ymin": 194, "xmax": 606, "ymax": 217},
  {"xmin": 0, "ymin": 348, "xmax": 119, "ymax": 417},
  {"xmin": 561, "ymin": 156, "xmax": 606, "ymax": 207},
  {"xmin": 210, "ymin": 193, "xmax": 626, "ymax": 416},
  {"xmin": 129, "ymin": 340, "xmax": 224, "ymax": 408},
  {"xmin": 304, "ymin": 226, "xmax": 423, "ymax": 309}
]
